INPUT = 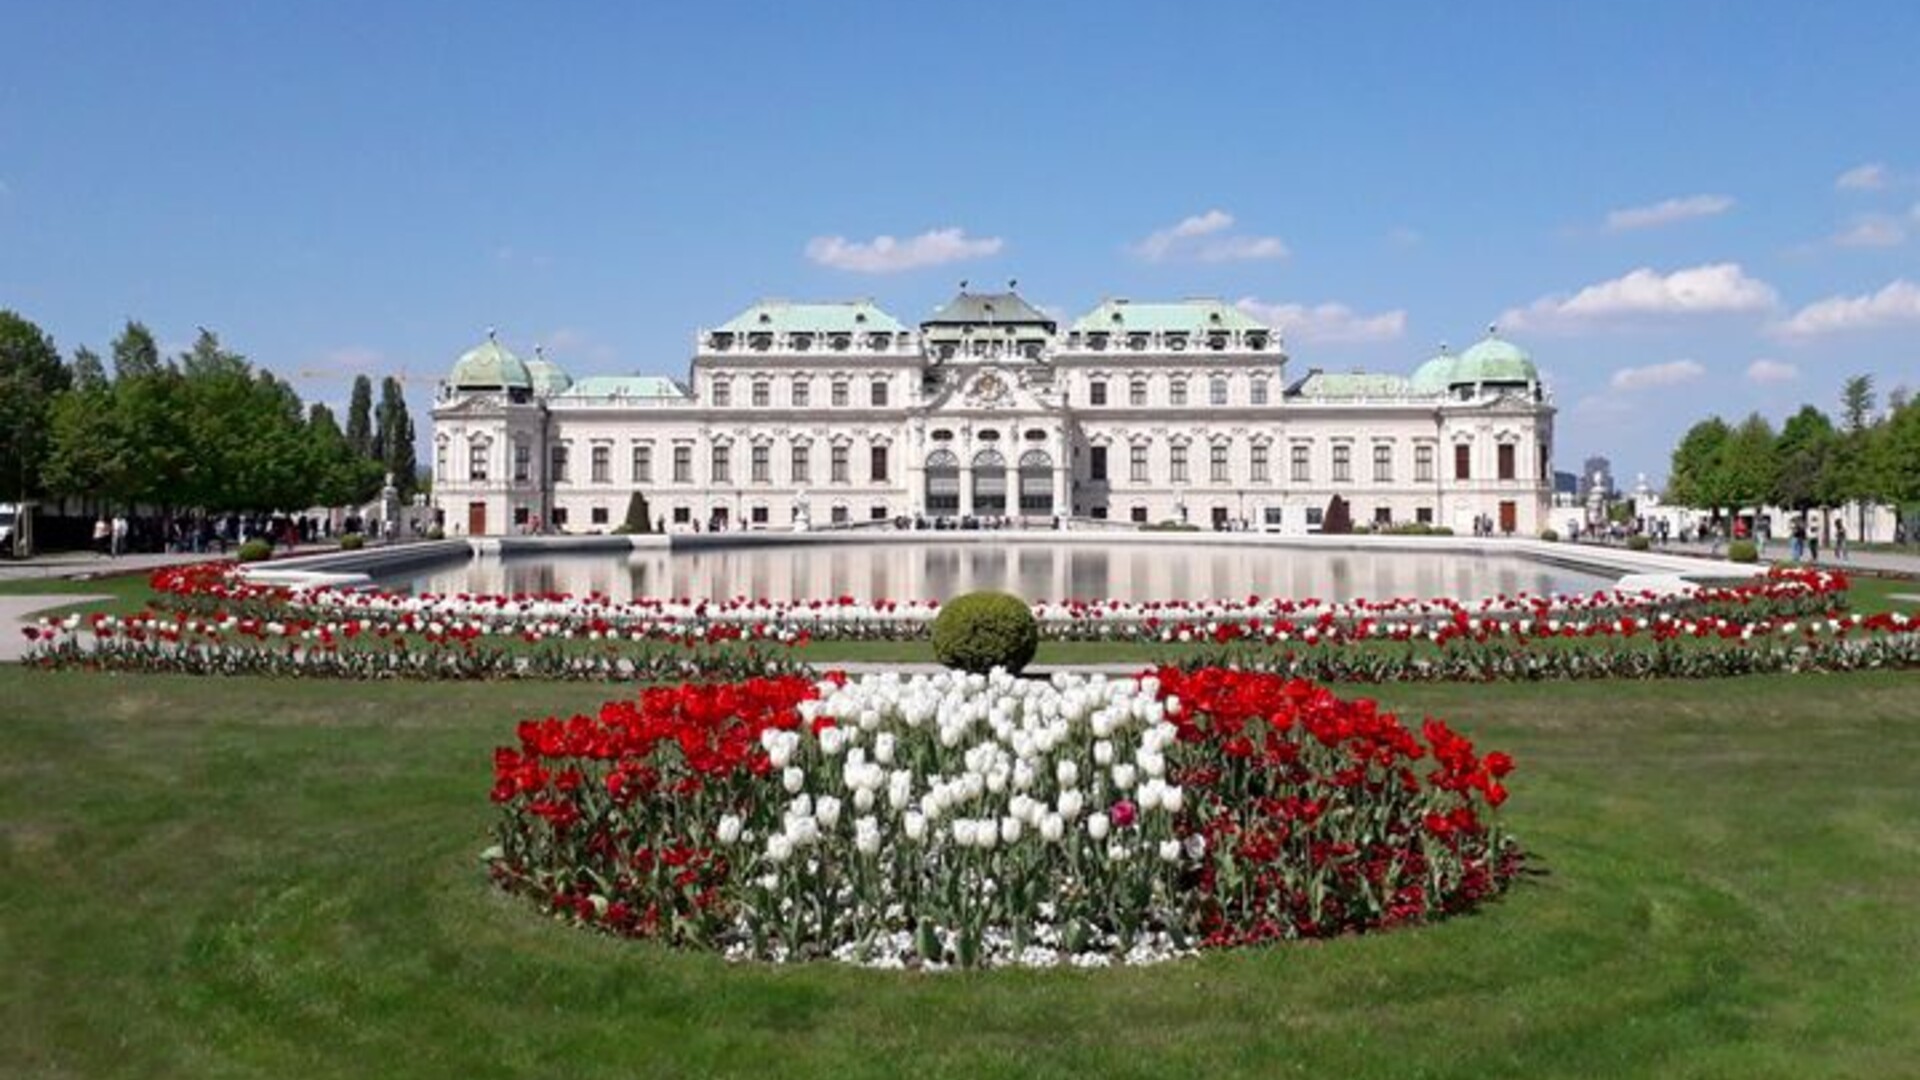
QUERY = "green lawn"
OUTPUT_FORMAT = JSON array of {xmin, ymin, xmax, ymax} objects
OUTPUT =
[{"xmin": 4, "ymin": 667, "xmax": 1919, "ymax": 1078}]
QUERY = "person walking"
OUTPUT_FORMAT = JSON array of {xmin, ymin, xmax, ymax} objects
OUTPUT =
[
  {"xmin": 110, "ymin": 514, "xmax": 128, "ymax": 558},
  {"xmin": 92, "ymin": 516, "xmax": 110, "ymax": 555},
  {"xmin": 1808, "ymin": 521, "xmax": 1820, "ymax": 563},
  {"xmin": 1834, "ymin": 519, "xmax": 1848, "ymax": 562},
  {"xmin": 1791, "ymin": 517, "xmax": 1806, "ymax": 562}
]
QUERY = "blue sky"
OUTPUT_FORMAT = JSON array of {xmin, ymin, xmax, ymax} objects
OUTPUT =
[{"xmin": 3, "ymin": 1, "xmax": 1917, "ymax": 483}]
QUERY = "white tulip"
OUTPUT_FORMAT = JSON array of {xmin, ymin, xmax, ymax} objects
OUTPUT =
[
  {"xmin": 854, "ymin": 817, "xmax": 881, "ymax": 855},
  {"xmin": 820, "ymin": 727, "xmax": 847, "ymax": 757},
  {"xmin": 1057, "ymin": 788, "xmax": 1084, "ymax": 820},
  {"xmin": 717, "ymin": 814, "xmax": 743, "ymax": 845},
  {"xmin": 1094, "ymin": 740, "xmax": 1115, "ymax": 766},
  {"xmin": 903, "ymin": 811, "xmax": 927, "ymax": 842},
  {"xmin": 1000, "ymin": 816, "xmax": 1023, "ymax": 845},
  {"xmin": 1162, "ymin": 785, "xmax": 1184, "ymax": 813},
  {"xmin": 1056, "ymin": 759, "xmax": 1079, "ymax": 787},
  {"xmin": 874, "ymin": 732, "xmax": 896, "ymax": 765},
  {"xmin": 1087, "ymin": 813, "xmax": 1111, "ymax": 842},
  {"xmin": 1039, "ymin": 813, "xmax": 1065, "ymax": 843},
  {"xmin": 815, "ymin": 795, "xmax": 843, "ymax": 829},
  {"xmin": 766, "ymin": 834, "xmax": 793, "ymax": 864},
  {"xmin": 1158, "ymin": 839, "xmax": 1182, "ymax": 863},
  {"xmin": 952, "ymin": 819, "xmax": 976, "ymax": 847},
  {"xmin": 853, "ymin": 788, "xmax": 875, "ymax": 814},
  {"xmin": 783, "ymin": 767, "xmax": 805, "ymax": 794},
  {"xmin": 1112, "ymin": 763, "xmax": 1138, "ymax": 791}
]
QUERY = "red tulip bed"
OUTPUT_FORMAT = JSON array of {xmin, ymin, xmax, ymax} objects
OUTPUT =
[
  {"xmin": 20, "ymin": 563, "xmax": 1918, "ymax": 681},
  {"xmin": 486, "ymin": 666, "xmax": 1520, "ymax": 968}
]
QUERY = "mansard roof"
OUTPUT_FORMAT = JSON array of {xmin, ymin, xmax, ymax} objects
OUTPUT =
[
  {"xmin": 556, "ymin": 375, "xmax": 690, "ymax": 401},
  {"xmin": 715, "ymin": 299, "xmax": 907, "ymax": 335},
  {"xmin": 922, "ymin": 290, "xmax": 1055, "ymax": 329},
  {"xmin": 1289, "ymin": 370, "xmax": 1413, "ymax": 399},
  {"xmin": 1072, "ymin": 298, "xmax": 1267, "ymax": 334}
]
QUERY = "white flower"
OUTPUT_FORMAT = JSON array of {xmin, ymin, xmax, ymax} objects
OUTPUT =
[
  {"xmin": 1087, "ymin": 813, "xmax": 1111, "ymax": 842},
  {"xmin": 1094, "ymin": 740, "xmax": 1115, "ymax": 766},
  {"xmin": 1039, "ymin": 813, "xmax": 1064, "ymax": 843},
  {"xmin": 782, "ymin": 766, "xmax": 805, "ymax": 794},
  {"xmin": 1158, "ymin": 839, "xmax": 1182, "ymax": 863},
  {"xmin": 1000, "ymin": 816, "xmax": 1023, "ymax": 845},
  {"xmin": 716, "ymin": 814, "xmax": 743, "ymax": 845},
  {"xmin": 853, "ymin": 788, "xmax": 875, "ymax": 814},
  {"xmin": 765, "ymin": 834, "xmax": 793, "ymax": 863},
  {"xmin": 952, "ymin": 819, "xmax": 976, "ymax": 847},
  {"xmin": 1056, "ymin": 759, "xmax": 1080, "ymax": 787},
  {"xmin": 1057, "ymin": 788, "xmax": 1084, "ymax": 820},
  {"xmin": 815, "ymin": 795, "xmax": 843, "ymax": 829},
  {"xmin": 1112, "ymin": 763, "xmax": 1138, "ymax": 791},
  {"xmin": 1162, "ymin": 785, "xmax": 1184, "ymax": 813},
  {"xmin": 903, "ymin": 811, "xmax": 928, "ymax": 842},
  {"xmin": 874, "ymin": 732, "xmax": 896, "ymax": 764},
  {"xmin": 854, "ymin": 817, "xmax": 881, "ymax": 856}
]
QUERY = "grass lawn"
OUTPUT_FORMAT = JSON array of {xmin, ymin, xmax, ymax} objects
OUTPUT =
[{"xmin": 4, "ymin": 667, "xmax": 1919, "ymax": 1078}]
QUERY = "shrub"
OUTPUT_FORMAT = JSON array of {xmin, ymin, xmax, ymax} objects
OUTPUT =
[
  {"xmin": 237, "ymin": 539, "xmax": 273, "ymax": 562},
  {"xmin": 340, "ymin": 532, "xmax": 366, "ymax": 550},
  {"xmin": 426, "ymin": 525, "xmax": 446, "ymax": 541},
  {"xmin": 619, "ymin": 492, "xmax": 653, "ymax": 534},
  {"xmin": 1728, "ymin": 539, "xmax": 1759, "ymax": 563},
  {"xmin": 1141, "ymin": 520, "xmax": 1200, "ymax": 532},
  {"xmin": 931, "ymin": 591, "xmax": 1039, "ymax": 675},
  {"xmin": 1538, "ymin": 528, "xmax": 1559, "ymax": 542},
  {"xmin": 1626, "ymin": 534, "xmax": 1650, "ymax": 552}
]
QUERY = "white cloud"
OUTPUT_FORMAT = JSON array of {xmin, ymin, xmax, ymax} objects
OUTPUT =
[
  {"xmin": 1132, "ymin": 210, "xmax": 1288, "ymax": 263},
  {"xmin": 1610, "ymin": 359, "xmax": 1706, "ymax": 391},
  {"xmin": 1836, "ymin": 163, "xmax": 1889, "ymax": 191},
  {"xmin": 1746, "ymin": 359, "xmax": 1799, "ymax": 384},
  {"xmin": 1833, "ymin": 216, "xmax": 1907, "ymax": 248},
  {"xmin": 805, "ymin": 227, "xmax": 1003, "ymax": 273},
  {"xmin": 1500, "ymin": 263, "xmax": 1778, "ymax": 333},
  {"xmin": 1234, "ymin": 298, "xmax": 1406, "ymax": 344},
  {"xmin": 1604, "ymin": 194, "xmax": 1734, "ymax": 231},
  {"xmin": 1773, "ymin": 279, "xmax": 1920, "ymax": 338}
]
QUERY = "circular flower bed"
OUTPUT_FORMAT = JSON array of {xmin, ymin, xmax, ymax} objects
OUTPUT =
[{"xmin": 486, "ymin": 667, "xmax": 1521, "ymax": 968}]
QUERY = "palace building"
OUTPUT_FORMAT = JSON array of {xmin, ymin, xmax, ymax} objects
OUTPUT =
[{"xmin": 431, "ymin": 289, "xmax": 1555, "ymax": 536}]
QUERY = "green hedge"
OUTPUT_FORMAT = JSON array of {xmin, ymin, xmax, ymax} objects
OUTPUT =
[
  {"xmin": 340, "ymin": 533, "xmax": 366, "ymax": 551},
  {"xmin": 931, "ymin": 591, "xmax": 1039, "ymax": 675},
  {"xmin": 1626, "ymin": 534, "xmax": 1651, "ymax": 552},
  {"xmin": 1538, "ymin": 528, "xmax": 1559, "ymax": 542},
  {"xmin": 237, "ymin": 539, "xmax": 273, "ymax": 563},
  {"xmin": 1728, "ymin": 539, "xmax": 1759, "ymax": 563}
]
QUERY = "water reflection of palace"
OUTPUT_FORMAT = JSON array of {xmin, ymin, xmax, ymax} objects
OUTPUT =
[
  {"xmin": 432, "ymin": 289, "xmax": 1555, "ymax": 541},
  {"xmin": 406, "ymin": 544, "xmax": 1611, "ymax": 605}
]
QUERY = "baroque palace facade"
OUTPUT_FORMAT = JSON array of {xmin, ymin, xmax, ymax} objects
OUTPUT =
[{"xmin": 431, "ymin": 290, "xmax": 1555, "ymax": 536}]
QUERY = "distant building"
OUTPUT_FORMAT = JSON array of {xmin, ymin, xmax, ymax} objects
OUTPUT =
[
  {"xmin": 1578, "ymin": 456, "xmax": 1614, "ymax": 502},
  {"xmin": 431, "ymin": 290, "xmax": 1558, "ymax": 536},
  {"xmin": 1553, "ymin": 470, "xmax": 1578, "ymax": 495}
]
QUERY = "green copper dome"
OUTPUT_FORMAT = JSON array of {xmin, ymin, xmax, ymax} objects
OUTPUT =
[
  {"xmin": 1409, "ymin": 347, "xmax": 1457, "ymax": 394},
  {"xmin": 524, "ymin": 346, "xmax": 572, "ymax": 397},
  {"xmin": 448, "ymin": 332, "xmax": 532, "ymax": 390},
  {"xmin": 1450, "ymin": 329, "xmax": 1537, "ymax": 386}
]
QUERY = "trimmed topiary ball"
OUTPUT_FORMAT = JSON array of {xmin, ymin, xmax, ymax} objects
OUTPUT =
[
  {"xmin": 931, "ymin": 591, "xmax": 1039, "ymax": 675},
  {"xmin": 1727, "ymin": 539, "xmax": 1759, "ymax": 563},
  {"xmin": 1626, "ymin": 534, "xmax": 1650, "ymax": 552},
  {"xmin": 237, "ymin": 539, "xmax": 273, "ymax": 562}
]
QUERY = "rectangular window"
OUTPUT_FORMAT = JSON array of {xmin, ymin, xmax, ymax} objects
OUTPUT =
[
  {"xmin": 832, "ymin": 381, "xmax": 850, "ymax": 407},
  {"xmin": 870, "ymin": 378, "xmax": 889, "ymax": 408},
  {"xmin": 1089, "ymin": 380, "xmax": 1108, "ymax": 406},
  {"xmin": 1415, "ymin": 445, "xmax": 1435, "ymax": 482},
  {"xmin": 1130, "ymin": 444, "xmax": 1148, "ymax": 483},
  {"xmin": 1170, "ymin": 379, "xmax": 1188, "ymax": 407},
  {"xmin": 791, "ymin": 444, "xmax": 811, "ymax": 483},
  {"xmin": 831, "ymin": 444, "xmax": 850, "ymax": 483},
  {"xmin": 751, "ymin": 506, "xmax": 769, "ymax": 525},
  {"xmin": 1251, "ymin": 443, "xmax": 1270, "ymax": 482},
  {"xmin": 1210, "ymin": 378, "xmax": 1228, "ymax": 406},
  {"xmin": 792, "ymin": 379, "xmax": 811, "ymax": 407},
  {"xmin": 1210, "ymin": 443, "xmax": 1229, "ymax": 483},
  {"xmin": 591, "ymin": 445, "xmax": 611, "ymax": 483},
  {"xmin": 1251, "ymin": 378, "xmax": 1269, "ymax": 405},
  {"xmin": 672, "ymin": 506, "xmax": 691, "ymax": 524},
  {"xmin": 1498, "ymin": 443, "xmax": 1517, "ymax": 481},
  {"xmin": 673, "ymin": 445, "xmax": 692, "ymax": 484},
  {"xmin": 831, "ymin": 505, "xmax": 849, "ymax": 524},
  {"xmin": 1455, "ymin": 443, "xmax": 1472, "ymax": 480},
  {"xmin": 1090, "ymin": 446, "xmax": 1108, "ymax": 482},
  {"xmin": 752, "ymin": 381, "xmax": 770, "ymax": 407},
  {"xmin": 1416, "ymin": 506, "xmax": 1434, "ymax": 524},
  {"xmin": 1171, "ymin": 444, "xmax": 1189, "ymax": 483},
  {"xmin": 1264, "ymin": 506, "xmax": 1283, "ymax": 526},
  {"xmin": 1374, "ymin": 506, "xmax": 1392, "ymax": 526},
  {"xmin": 512, "ymin": 444, "xmax": 529, "ymax": 482},
  {"xmin": 1291, "ymin": 444, "xmax": 1310, "ymax": 483},
  {"xmin": 710, "ymin": 445, "xmax": 730, "ymax": 484},
  {"xmin": 591, "ymin": 506, "xmax": 609, "ymax": 525},
  {"xmin": 1332, "ymin": 445, "xmax": 1352, "ymax": 482},
  {"xmin": 631, "ymin": 444, "xmax": 652, "ymax": 483},
  {"xmin": 551, "ymin": 507, "xmax": 568, "ymax": 527},
  {"xmin": 469, "ymin": 443, "xmax": 489, "ymax": 482},
  {"xmin": 1373, "ymin": 444, "xmax": 1392, "ymax": 483},
  {"xmin": 751, "ymin": 444, "xmax": 770, "ymax": 483},
  {"xmin": 550, "ymin": 445, "xmax": 569, "ymax": 484},
  {"xmin": 1130, "ymin": 505, "xmax": 1148, "ymax": 524},
  {"xmin": 870, "ymin": 445, "xmax": 888, "ymax": 483},
  {"xmin": 871, "ymin": 505, "xmax": 888, "ymax": 521},
  {"xmin": 711, "ymin": 380, "xmax": 731, "ymax": 407},
  {"xmin": 1130, "ymin": 379, "xmax": 1147, "ymax": 406}
]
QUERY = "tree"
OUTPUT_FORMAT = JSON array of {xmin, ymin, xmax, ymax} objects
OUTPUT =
[
  {"xmin": 375, "ymin": 376, "xmax": 416, "ymax": 496},
  {"xmin": 305, "ymin": 403, "xmax": 382, "ymax": 508},
  {"xmin": 44, "ymin": 350, "xmax": 128, "ymax": 507},
  {"xmin": 110, "ymin": 320, "xmax": 163, "ymax": 382},
  {"xmin": 69, "ymin": 346, "xmax": 108, "ymax": 393},
  {"xmin": 1772, "ymin": 405, "xmax": 1835, "ymax": 512},
  {"xmin": 108, "ymin": 321, "xmax": 189, "ymax": 510},
  {"xmin": 1665, "ymin": 417, "xmax": 1732, "ymax": 511},
  {"xmin": 346, "ymin": 375, "xmax": 375, "ymax": 459},
  {"xmin": 1879, "ymin": 396, "xmax": 1920, "ymax": 507},
  {"xmin": 0, "ymin": 310, "xmax": 70, "ymax": 505},
  {"xmin": 1841, "ymin": 374, "xmax": 1876, "ymax": 433},
  {"xmin": 1718, "ymin": 413, "xmax": 1781, "ymax": 514}
]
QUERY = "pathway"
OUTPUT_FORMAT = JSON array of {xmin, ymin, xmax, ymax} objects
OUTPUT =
[
  {"xmin": 1571, "ymin": 539, "xmax": 1920, "ymax": 577},
  {"xmin": 0, "ymin": 595, "xmax": 108, "ymax": 663}
]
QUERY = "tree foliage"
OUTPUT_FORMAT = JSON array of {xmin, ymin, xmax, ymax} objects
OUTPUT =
[{"xmin": 0, "ymin": 310, "xmax": 71, "ymax": 500}]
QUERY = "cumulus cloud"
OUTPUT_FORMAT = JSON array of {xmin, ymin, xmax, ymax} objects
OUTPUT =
[
  {"xmin": 1132, "ymin": 210, "xmax": 1288, "ymax": 263},
  {"xmin": 1772, "ymin": 279, "xmax": 1920, "ymax": 338},
  {"xmin": 1746, "ymin": 359, "xmax": 1799, "ymax": 384},
  {"xmin": 1836, "ymin": 163, "xmax": 1889, "ymax": 191},
  {"xmin": 1500, "ymin": 263, "xmax": 1778, "ymax": 333},
  {"xmin": 1833, "ymin": 216, "xmax": 1907, "ymax": 248},
  {"xmin": 1604, "ymin": 194, "xmax": 1734, "ymax": 231},
  {"xmin": 1233, "ymin": 299, "xmax": 1406, "ymax": 344},
  {"xmin": 805, "ymin": 227, "xmax": 1003, "ymax": 273},
  {"xmin": 1610, "ymin": 360, "xmax": 1707, "ymax": 391}
]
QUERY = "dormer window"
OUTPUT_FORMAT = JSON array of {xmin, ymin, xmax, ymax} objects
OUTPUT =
[
  {"xmin": 1168, "ymin": 334, "xmax": 1188, "ymax": 351},
  {"xmin": 1128, "ymin": 333, "xmax": 1149, "ymax": 351},
  {"xmin": 830, "ymin": 335, "xmax": 850, "ymax": 351},
  {"xmin": 854, "ymin": 311, "xmax": 868, "ymax": 324},
  {"xmin": 869, "ymin": 332, "xmax": 892, "ymax": 351},
  {"xmin": 748, "ymin": 333, "xmax": 771, "ymax": 352},
  {"xmin": 710, "ymin": 332, "xmax": 734, "ymax": 352},
  {"xmin": 1208, "ymin": 333, "xmax": 1228, "ymax": 351},
  {"xmin": 792, "ymin": 333, "xmax": 812, "ymax": 352},
  {"xmin": 1247, "ymin": 333, "xmax": 1268, "ymax": 350},
  {"xmin": 1088, "ymin": 332, "xmax": 1108, "ymax": 351},
  {"xmin": 757, "ymin": 312, "xmax": 772, "ymax": 324}
]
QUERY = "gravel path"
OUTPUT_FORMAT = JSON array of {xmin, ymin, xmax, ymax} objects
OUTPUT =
[{"xmin": 0, "ymin": 596, "xmax": 108, "ymax": 663}]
